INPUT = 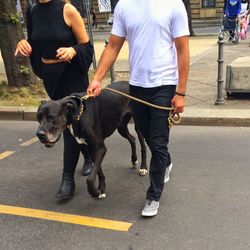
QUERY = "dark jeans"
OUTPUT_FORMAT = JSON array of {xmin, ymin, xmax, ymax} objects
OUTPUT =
[{"xmin": 130, "ymin": 85, "xmax": 176, "ymax": 201}]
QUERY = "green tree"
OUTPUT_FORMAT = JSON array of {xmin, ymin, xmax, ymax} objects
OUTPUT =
[{"xmin": 0, "ymin": 0, "xmax": 36, "ymax": 87}]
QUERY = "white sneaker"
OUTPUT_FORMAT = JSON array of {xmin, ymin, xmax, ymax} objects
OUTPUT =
[
  {"xmin": 141, "ymin": 200, "xmax": 159, "ymax": 217},
  {"xmin": 164, "ymin": 162, "xmax": 173, "ymax": 183}
]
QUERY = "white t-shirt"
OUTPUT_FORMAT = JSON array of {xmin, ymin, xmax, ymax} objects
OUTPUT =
[{"xmin": 111, "ymin": 0, "xmax": 190, "ymax": 88}]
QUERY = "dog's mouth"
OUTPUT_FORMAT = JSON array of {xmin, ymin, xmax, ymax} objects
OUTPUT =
[
  {"xmin": 37, "ymin": 131, "xmax": 62, "ymax": 148},
  {"xmin": 44, "ymin": 141, "xmax": 56, "ymax": 148}
]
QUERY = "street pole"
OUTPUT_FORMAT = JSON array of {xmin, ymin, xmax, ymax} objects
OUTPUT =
[
  {"xmin": 82, "ymin": 0, "xmax": 97, "ymax": 70},
  {"xmin": 215, "ymin": 34, "xmax": 225, "ymax": 105}
]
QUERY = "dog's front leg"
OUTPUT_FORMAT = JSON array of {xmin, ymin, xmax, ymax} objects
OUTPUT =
[
  {"xmin": 87, "ymin": 143, "xmax": 107, "ymax": 198},
  {"xmin": 97, "ymin": 167, "xmax": 106, "ymax": 199}
]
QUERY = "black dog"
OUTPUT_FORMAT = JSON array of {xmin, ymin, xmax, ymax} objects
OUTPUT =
[{"xmin": 36, "ymin": 81, "xmax": 147, "ymax": 199}]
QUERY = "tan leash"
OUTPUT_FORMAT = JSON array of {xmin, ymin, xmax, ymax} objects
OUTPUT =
[
  {"xmin": 67, "ymin": 87, "xmax": 181, "ymax": 127},
  {"xmin": 103, "ymin": 87, "xmax": 181, "ymax": 127}
]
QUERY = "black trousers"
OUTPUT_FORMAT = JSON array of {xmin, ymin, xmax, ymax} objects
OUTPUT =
[
  {"xmin": 41, "ymin": 61, "xmax": 89, "ymax": 177},
  {"xmin": 63, "ymin": 128, "xmax": 91, "ymax": 176},
  {"xmin": 41, "ymin": 59, "xmax": 88, "ymax": 101},
  {"xmin": 130, "ymin": 85, "xmax": 176, "ymax": 201}
]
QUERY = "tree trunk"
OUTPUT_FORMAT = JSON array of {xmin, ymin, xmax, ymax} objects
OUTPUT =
[
  {"xmin": 0, "ymin": 0, "xmax": 36, "ymax": 87},
  {"xmin": 182, "ymin": 0, "xmax": 195, "ymax": 36},
  {"xmin": 19, "ymin": 0, "xmax": 28, "ymax": 24}
]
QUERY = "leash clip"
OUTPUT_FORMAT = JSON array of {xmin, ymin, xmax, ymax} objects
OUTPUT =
[
  {"xmin": 80, "ymin": 95, "xmax": 90, "ymax": 101},
  {"xmin": 168, "ymin": 112, "xmax": 181, "ymax": 128}
]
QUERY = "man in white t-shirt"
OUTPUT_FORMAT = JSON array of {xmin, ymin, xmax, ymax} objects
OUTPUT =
[{"xmin": 87, "ymin": 0, "xmax": 190, "ymax": 217}]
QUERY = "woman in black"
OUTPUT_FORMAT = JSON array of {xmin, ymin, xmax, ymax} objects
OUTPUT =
[
  {"xmin": 90, "ymin": 7, "xmax": 97, "ymax": 28},
  {"xmin": 15, "ymin": 0, "xmax": 94, "ymax": 200}
]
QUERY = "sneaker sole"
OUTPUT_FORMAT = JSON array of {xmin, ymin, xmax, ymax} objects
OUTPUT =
[{"xmin": 142, "ymin": 210, "xmax": 158, "ymax": 217}]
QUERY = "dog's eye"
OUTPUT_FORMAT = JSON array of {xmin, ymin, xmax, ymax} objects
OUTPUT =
[
  {"xmin": 47, "ymin": 115, "xmax": 55, "ymax": 122},
  {"xmin": 37, "ymin": 113, "xmax": 42, "ymax": 121}
]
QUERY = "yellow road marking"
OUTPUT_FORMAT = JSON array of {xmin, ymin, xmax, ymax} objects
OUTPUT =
[
  {"xmin": 0, "ymin": 151, "xmax": 15, "ymax": 160},
  {"xmin": 0, "ymin": 205, "xmax": 133, "ymax": 232},
  {"xmin": 20, "ymin": 137, "xmax": 39, "ymax": 146}
]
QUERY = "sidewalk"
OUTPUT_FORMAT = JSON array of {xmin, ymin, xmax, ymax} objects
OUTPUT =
[
  {"xmin": 1, "ymin": 34, "xmax": 250, "ymax": 126},
  {"xmin": 184, "ymin": 37, "xmax": 250, "ymax": 126}
]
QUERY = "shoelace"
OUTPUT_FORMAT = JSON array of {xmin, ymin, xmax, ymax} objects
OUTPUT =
[{"xmin": 147, "ymin": 200, "xmax": 153, "ymax": 206}]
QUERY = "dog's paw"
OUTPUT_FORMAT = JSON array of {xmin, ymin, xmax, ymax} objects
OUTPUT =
[
  {"xmin": 131, "ymin": 160, "xmax": 138, "ymax": 169},
  {"xmin": 139, "ymin": 169, "xmax": 148, "ymax": 176},
  {"xmin": 98, "ymin": 193, "xmax": 106, "ymax": 199}
]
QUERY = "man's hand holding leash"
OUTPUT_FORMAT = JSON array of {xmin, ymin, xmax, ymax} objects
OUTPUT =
[
  {"xmin": 87, "ymin": 79, "xmax": 102, "ymax": 97},
  {"xmin": 172, "ymin": 92, "xmax": 185, "ymax": 114}
]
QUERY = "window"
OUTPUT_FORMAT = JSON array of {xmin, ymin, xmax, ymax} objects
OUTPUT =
[{"xmin": 202, "ymin": 0, "xmax": 216, "ymax": 8}]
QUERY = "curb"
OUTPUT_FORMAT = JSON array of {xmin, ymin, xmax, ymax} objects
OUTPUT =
[
  {"xmin": 0, "ymin": 108, "xmax": 37, "ymax": 121},
  {"xmin": 180, "ymin": 108, "xmax": 250, "ymax": 127},
  {"xmin": 180, "ymin": 116, "xmax": 250, "ymax": 127},
  {"xmin": 0, "ymin": 108, "xmax": 249, "ymax": 127}
]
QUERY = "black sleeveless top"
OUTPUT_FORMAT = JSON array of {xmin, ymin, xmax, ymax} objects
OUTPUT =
[
  {"xmin": 26, "ymin": 0, "xmax": 93, "ymax": 100},
  {"xmin": 31, "ymin": 0, "xmax": 77, "ymax": 59}
]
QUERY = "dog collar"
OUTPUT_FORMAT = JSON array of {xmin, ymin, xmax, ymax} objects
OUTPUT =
[{"xmin": 63, "ymin": 93, "xmax": 89, "ymax": 121}]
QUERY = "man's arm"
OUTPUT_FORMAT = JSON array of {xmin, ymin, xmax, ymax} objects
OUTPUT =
[
  {"xmin": 171, "ymin": 35, "xmax": 190, "ymax": 113},
  {"xmin": 223, "ymin": 0, "xmax": 227, "ymax": 11},
  {"xmin": 87, "ymin": 34, "xmax": 125, "ymax": 96},
  {"xmin": 225, "ymin": 1, "xmax": 229, "ymax": 15},
  {"xmin": 237, "ymin": 0, "xmax": 242, "ymax": 15}
]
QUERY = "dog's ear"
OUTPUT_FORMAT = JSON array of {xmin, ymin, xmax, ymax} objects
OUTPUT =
[
  {"xmin": 62, "ymin": 100, "xmax": 77, "ymax": 114},
  {"xmin": 61, "ymin": 97, "xmax": 86, "ymax": 121}
]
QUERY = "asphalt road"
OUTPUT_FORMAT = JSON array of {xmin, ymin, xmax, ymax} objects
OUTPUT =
[{"xmin": 1, "ymin": 121, "xmax": 250, "ymax": 250}]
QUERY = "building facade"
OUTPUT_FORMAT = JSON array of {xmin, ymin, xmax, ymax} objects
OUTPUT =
[
  {"xmin": 191, "ymin": 0, "xmax": 225, "ymax": 19},
  {"xmin": 91, "ymin": 0, "xmax": 225, "ymax": 21}
]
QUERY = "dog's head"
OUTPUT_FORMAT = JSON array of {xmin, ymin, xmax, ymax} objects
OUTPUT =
[{"xmin": 36, "ymin": 97, "xmax": 85, "ymax": 147}]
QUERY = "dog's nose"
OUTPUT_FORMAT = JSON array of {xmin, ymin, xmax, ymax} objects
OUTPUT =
[{"xmin": 36, "ymin": 130, "xmax": 46, "ymax": 141}]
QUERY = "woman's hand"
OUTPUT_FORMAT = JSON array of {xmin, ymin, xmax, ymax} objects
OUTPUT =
[
  {"xmin": 15, "ymin": 39, "xmax": 32, "ymax": 56},
  {"xmin": 56, "ymin": 47, "xmax": 76, "ymax": 62}
]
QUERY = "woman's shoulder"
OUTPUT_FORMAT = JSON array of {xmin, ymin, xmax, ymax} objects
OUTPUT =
[
  {"xmin": 63, "ymin": 2, "xmax": 82, "ymax": 27},
  {"xmin": 64, "ymin": 2, "xmax": 78, "ymax": 16}
]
